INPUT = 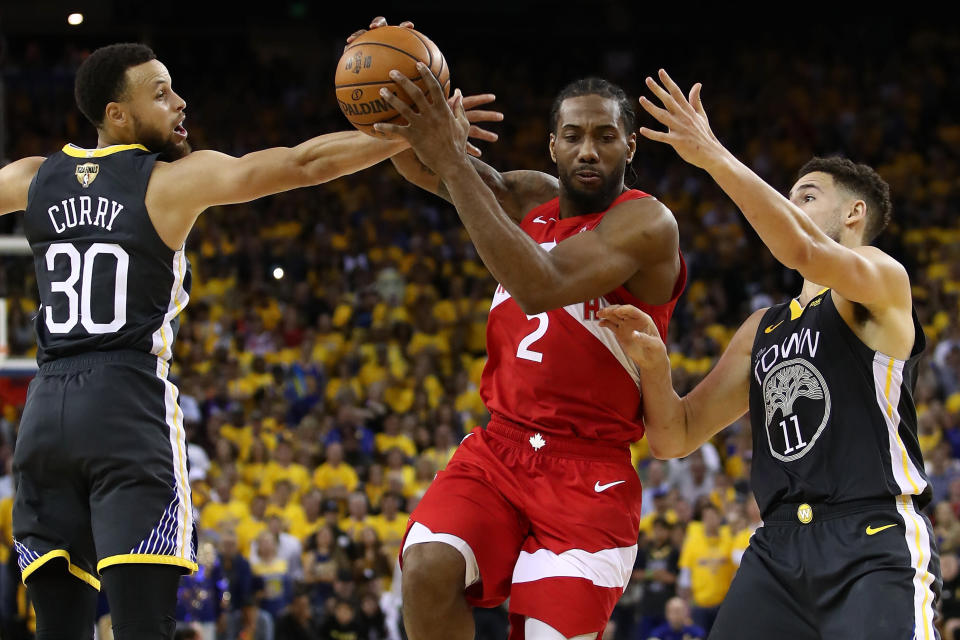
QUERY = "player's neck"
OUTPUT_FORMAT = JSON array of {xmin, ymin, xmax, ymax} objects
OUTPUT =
[
  {"xmin": 557, "ymin": 185, "xmax": 627, "ymax": 219},
  {"xmin": 796, "ymin": 280, "xmax": 828, "ymax": 307},
  {"xmin": 96, "ymin": 131, "xmax": 135, "ymax": 149}
]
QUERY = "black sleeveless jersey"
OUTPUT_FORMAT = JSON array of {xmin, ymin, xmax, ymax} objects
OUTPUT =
[
  {"xmin": 748, "ymin": 288, "xmax": 929, "ymax": 515},
  {"xmin": 22, "ymin": 144, "xmax": 191, "ymax": 365}
]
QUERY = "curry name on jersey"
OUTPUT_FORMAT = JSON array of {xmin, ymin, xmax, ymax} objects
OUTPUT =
[
  {"xmin": 748, "ymin": 288, "xmax": 929, "ymax": 515},
  {"xmin": 480, "ymin": 189, "xmax": 687, "ymax": 446},
  {"xmin": 23, "ymin": 144, "xmax": 191, "ymax": 364}
]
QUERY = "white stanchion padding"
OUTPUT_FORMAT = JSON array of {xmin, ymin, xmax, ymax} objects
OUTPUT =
[{"xmin": 0, "ymin": 236, "xmax": 30, "ymax": 255}]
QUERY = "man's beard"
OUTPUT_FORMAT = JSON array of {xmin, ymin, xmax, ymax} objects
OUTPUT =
[
  {"xmin": 133, "ymin": 117, "xmax": 192, "ymax": 162},
  {"xmin": 824, "ymin": 207, "xmax": 844, "ymax": 243},
  {"xmin": 156, "ymin": 139, "xmax": 191, "ymax": 162},
  {"xmin": 557, "ymin": 161, "xmax": 626, "ymax": 215}
]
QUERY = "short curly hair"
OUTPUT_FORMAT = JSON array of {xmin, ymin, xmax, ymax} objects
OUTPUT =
[
  {"xmin": 549, "ymin": 78, "xmax": 636, "ymax": 136},
  {"xmin": 75, "ymin": 43, "xmax": 157, "ymax": 128},
  {"xmin": 798, "ymin": 156, "xmax": 892, "ymax": 244}
]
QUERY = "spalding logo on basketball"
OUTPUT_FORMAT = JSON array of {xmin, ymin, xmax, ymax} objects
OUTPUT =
[{"xmin": 334, "ymin": 26, "xmax": 451, "ymax": 137}]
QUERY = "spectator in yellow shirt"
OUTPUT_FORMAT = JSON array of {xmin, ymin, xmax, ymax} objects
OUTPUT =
[
  {"xmin": 731, "ymin": 496, "xmax": 763, "ymax": 568},
  {"xmin": 207, "ymin": 436, "xmax": 240, "ymax": 485},
  {"xmin": 369, "ymin": 492, "xmax": 410, "ymax": 564},
  {"xmin": 422, "ymin": 424, "xmax": 457, "ymax": 472},
  {"xmin": 313, "ymin": 442, "xmax": 358, "ymax": 502},
  {"xmin": 291, "ymin": 489, "xmax": 326, "ymax": 544},
  {"xmin": 236, "ymin": 494, "xmax": 270, "ymax": 556},
  {"xmin": 262, "ymin": 439, "xmax": 311, "ymax": 498},
  {"xmin": 410, "ymin": 457, "xmax": 436, "ymax": 500},
  {"xmin": 384, "ymin": 448, "xmax": 415, "ymax": 498},
  {"xmin": 364, "ymin": 464, "xmax": 388, "ymax": 512},
  {"xmin": 678, "ymin": 503, "xmax": 734, "ymax": 634},
  {"xmin": 374, "ymin": 414, "xmax": 416, "ymax": 459},
  {"xmin": 339, "ymin": 492, "xmax": 375, "ymax": 542},
  {"xmin": 239, "ymin": 439, "xmax": 271, "ymax": 492},
  {"xmin": 233, "ymin": 412, "xmax": 278, "ymax": 463},
  {"xmin": 265, "ymin": 480, "xmax": 306, "ymax": 535},
  {"xmin": 200, "ymin": 476, "xmax": 249, "ymax": 533},
  {"xmin": 639, "ymin": 488, "xmax": 679, "ymax": 535},
  {"xmin": 0, "ymin": 493, "xmax": 13, "ymax": 566}
]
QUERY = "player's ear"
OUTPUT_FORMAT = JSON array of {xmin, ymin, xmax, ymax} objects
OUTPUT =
[
  {"xmin": 103, "ymin": 102, "xmax": 127, "ymax": 130},
  {"xmin": 626, "ymin": 131, "xmax": 637, "ymax": 163},
  {"xmin": 548, "ymin": 133, "xmax": 557, "ymax": 163},
  {"xmin": 847, "ymin": 199, "xmax": 866, "ymax": 227}
]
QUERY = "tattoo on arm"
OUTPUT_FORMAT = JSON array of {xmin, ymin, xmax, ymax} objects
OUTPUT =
[{"xmin": 418, "ymin": 162, "xmax": 451, "ymax": 201}]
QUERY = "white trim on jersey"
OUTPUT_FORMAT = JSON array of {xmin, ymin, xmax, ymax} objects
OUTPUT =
[
  {"xmin": 511, "ymin": 544, "xmax": 637, "ymax": 589},
  {"xmin": 156, "ymin": 357, "xmax": 194, "ymax": 562},
  {"xmin": 524, "ymin": 618, "xmax": 597, "ymax": 640},
  {"xmin": 561, "ymin": 298, "xmax": 641, "ymax": 388},
  {"xmin": 489, "ymin": 237, "xmax": 642, "ymax": 388},
  {"xmin": 895, "ymin": 495, "xmax": 937, "ymax": 640},
  {"xmin": 874, "ymin": 353, "xmax": 935, "ymax": 639},
  {"xmin": 402, "ymin": 521, "xmax": 480, "ymax": 588},
  {"xmin": 151, "ymin": 248, "xmax": 189, "ymax": 361},
  {"xmin": 490, "ymin": 241, "xmax": 557, "ymax": 312},
  {"xmin": 873, "ymin": 353, "xmax": 926, "ymax": 497}
]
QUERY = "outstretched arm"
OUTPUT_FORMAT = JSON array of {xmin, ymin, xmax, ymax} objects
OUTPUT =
[
  {"xmin": 392, "ymin": 148, "xmax": 558, "ymax": 223},
  {"xmin": 376, "ymin": 67, "xmax": 678, "ymax": 314},
  {"xmin": 145, "ymin": 131, "xmax": 407, "ymax": 249},
  {"xmin": 639, "ymin": 70, "xmax": 911, "ymax": 313},
  {"xmin": 350, "ymin": 16, "xmax": 558, "ymax": 222},
  {"xmin": 389, "ymin": 95, "xmax": 557, "ymax": 222},
  {"xmin": 598, "ymin": 304, "xmax": 761, "ymax": 459},
  {"xmin": 0, "ymin": 157, "xmax": 46, "ymax": 216}
]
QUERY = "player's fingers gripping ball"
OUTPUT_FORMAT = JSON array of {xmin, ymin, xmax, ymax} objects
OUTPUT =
[{"xmin": 335, "ymin": 26, "xmax": 450, "ymax": 137}]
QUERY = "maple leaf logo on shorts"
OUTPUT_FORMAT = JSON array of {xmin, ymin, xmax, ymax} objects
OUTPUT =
[{"xmin": 529, "ymin": 433, "xmax": 546, "ymax": 451}]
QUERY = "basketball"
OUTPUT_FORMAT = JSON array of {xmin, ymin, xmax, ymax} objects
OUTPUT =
[{"xmin": 335, "ymin": 26, "xmax": 451, "ymax": 136}]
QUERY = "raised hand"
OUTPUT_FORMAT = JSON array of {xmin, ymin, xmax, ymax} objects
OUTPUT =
[
  {"xmin": 597, "ymin": 304, "xmax": 669, "ymax": 370},
  {"xmin": 454, "ymin": 93, "xmax": 502, "ymax": 157},
  {"xmin": 345, "ymin": 16, "xmax": 414, "ymax": 48},
  {"xmin": 345, "ymin": 18, "xmax": 502, "ymax": 158},
  {"xmin": 374, "ymin": 63, "xmax": 470, "ymax": 177},
  {"xmin": 638, "ymin": 69, "xmax": 727, "ymax": 171}
]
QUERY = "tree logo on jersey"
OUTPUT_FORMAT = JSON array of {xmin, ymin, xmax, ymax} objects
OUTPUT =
[
  {"xmin": 762, "ymin": 358, "xmax": 831, "ymax": 462},
  {"xmin": 75, "ymin": 163, "xmax": 99, "ymax": 188}
]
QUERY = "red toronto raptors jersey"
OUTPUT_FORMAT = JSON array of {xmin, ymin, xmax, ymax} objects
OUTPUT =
[{"xmin": 480, "ymin": 189, "xmax": 687, "ymax": 445}]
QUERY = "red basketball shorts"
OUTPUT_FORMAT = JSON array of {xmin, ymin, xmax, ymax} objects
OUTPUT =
[{"xmin": 401, "ymin": 416, "xmax": 642, "ymax": 638}]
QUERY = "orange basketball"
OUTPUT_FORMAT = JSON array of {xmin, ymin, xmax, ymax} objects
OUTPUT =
[{"xmin": 335, "ymin": 26, "xmax": 451, "ymax": 137}]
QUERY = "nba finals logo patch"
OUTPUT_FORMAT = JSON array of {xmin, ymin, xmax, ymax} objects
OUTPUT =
[
  {"xmin": 75, "ymin": 163, "xmax": 99, "ymax": 188},
  {"xmin": 345, "ymin": 51, "xmax": 372, "ymax": 75}
]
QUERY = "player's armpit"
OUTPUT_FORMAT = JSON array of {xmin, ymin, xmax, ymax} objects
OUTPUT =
[
  {"xmin": 0, "ymin": 156, "xmax": 45, "ymax": 216},
  {"xmin": 515, "ymin": 197, "xmax": 678, "ymax": 314},
  {"xmin": 671, "ymin": 308, "xmax": 763, "ymax": 457}
]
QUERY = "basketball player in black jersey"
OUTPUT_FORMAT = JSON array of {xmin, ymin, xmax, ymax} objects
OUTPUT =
[
  {"xmin": 598, "ymin": 70, "xmax": 940, "ymax": 639},
  {"xmin": 0, "ymin": 42, "xmax": 503, "ymax": 640}
]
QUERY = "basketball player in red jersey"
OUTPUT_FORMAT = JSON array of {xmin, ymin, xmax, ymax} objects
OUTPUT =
[{"xmin": 356, "ymin": 18, "xmax": 686, "ymax": 640}]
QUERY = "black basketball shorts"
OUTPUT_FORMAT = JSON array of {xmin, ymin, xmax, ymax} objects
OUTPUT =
[
  {"xmin": 12, "ymin": 350, "xmax": 197, "ymax": 590},
  {"xmin": 709, "ymin": 497, "xmax": 941, "ymax": 640}
]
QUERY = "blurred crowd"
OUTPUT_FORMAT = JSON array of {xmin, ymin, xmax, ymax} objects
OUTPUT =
[{"xmin": 0, "ymin": 23, "xmax": 959, "ymax": 640}]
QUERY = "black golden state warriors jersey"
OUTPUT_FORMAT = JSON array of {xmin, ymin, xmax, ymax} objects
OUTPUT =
[
  {"xmin": 749, "ymin": 289, "xmax": 928, "ymax": 516},
  {"xmin": 23, "ymin": 144, "xmax": 191, "ymax": 364}
]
